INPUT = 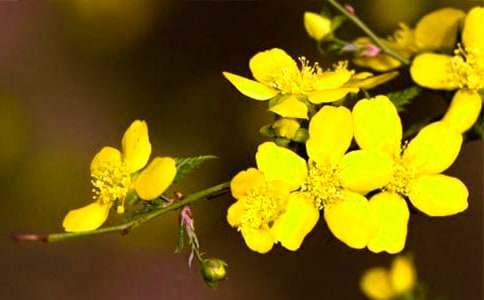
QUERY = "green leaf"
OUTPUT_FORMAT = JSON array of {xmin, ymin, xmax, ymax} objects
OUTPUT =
[
  {"xmin": 175, "ymin": 224, "xmax": 186, "ymax": 253},
  {"xmin": 175, "ymin": 155, "xmax": 217, "ymax": 183},
  {"xmin": 387, "ymin": 86, "xmax": 422, "ymax": 112}
]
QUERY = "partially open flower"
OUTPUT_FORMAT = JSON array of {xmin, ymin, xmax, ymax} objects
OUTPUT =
[
  {"xmin": 200, "ymin": 258, "xmax": 228, "ymax": 288},
  {"xmin": 304, "ymin": 12, "xmax": 332, "ymax": 41}
]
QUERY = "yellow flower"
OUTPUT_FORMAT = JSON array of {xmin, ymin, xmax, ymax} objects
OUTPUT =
[
  {"xmin": 227, "ymin": 145, "xmax": 315, "ymax": 254},
  {"xmin": 411, "ymin": 7, "xmax": 483, "ymax": 134},
  {"xmin": 352, "ymin": 96, "xmax": 468, "ymax": 254},
  {"xmin": 360, "ymin": 255, "xmax": 416, "ymax": 300},
  {"xmin": 62, "ymin": 120, "xmax": 177, "ymax": 232},
  {"xmin": 223, "ymin": 48, "xmax": 396, "ymax": 119},
  {"xmin": 304, "ymin": 12, "xmax": 332, "ymax": 41},
  {"xmin": 355, "ymin": 8, "xmax": 465, "ymax": 72}
]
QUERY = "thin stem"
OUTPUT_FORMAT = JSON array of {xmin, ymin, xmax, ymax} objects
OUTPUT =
[
  {"xmin": 327, "ymin": 0, "xmax": 410, "ymax": 65},
  {"xmin": 14, "ymin": 182, "xmax": 230, "ymax": 243}
]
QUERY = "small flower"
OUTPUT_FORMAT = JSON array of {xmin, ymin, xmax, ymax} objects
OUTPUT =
[
  {"xmin": 62, "ymin": 120, "xmax": 177, "ymax": 232},
  {"xmin": 272, "ymin": 118, "xmax": 300, "ymax": 140},
  {"xmin": 304, "ymin": 12, "xmax": 332, "ymax": 41},
  {"xmin": 360, "ymin": 255, "xmax": 416, "ymax": 300},
  {"xmin": 351, "ymin": 96, "xmax": 468, "ymax": 253},
  {"xmin": 200, "ymin": 258, "xmax": 228, "ymax": 288},
  {"xmin": 354, "ymin": 8, "xmax": 465, "ymax": 72},
  {"xmin": 223, "ymin": 48, "xmax": 397, "ymax": 119},
  {"xmin": 411, "ymin": 7, "xmax": 483, "ymax": 134}
]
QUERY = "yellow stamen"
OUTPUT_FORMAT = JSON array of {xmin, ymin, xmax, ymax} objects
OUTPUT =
[
  {"xmin": 91, "ymin": 162, "xmax": 131, "ymax": 211},
  {"xmin": 302, "ymin": 161, "xmax": 343, "ymax": 209},
  {"xmin": 449, "ymin": 45, "xmax": 484, "ymax": 91}
]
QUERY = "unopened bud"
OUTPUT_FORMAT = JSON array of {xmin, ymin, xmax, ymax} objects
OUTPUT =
[
  {"xmin": 304, "ymin": 12, "xmax": 332, "ymax": 41},
  {"xmin": 200, "ymin": 258, "xmax": 228, "ymax": 288},
  {"xmin": 272, "ymin": 118, "xmax": 300, "ymax": 139}
]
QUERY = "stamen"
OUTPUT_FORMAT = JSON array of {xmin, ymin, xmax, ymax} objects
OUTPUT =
[
  {"xmin": 302, "ymin": 161, "xmax": 343, "ymax": 209},
  {"xmin": 91, "ymin": 162, "xmax": 131, "ymax": 209},
  {"xmin": 449, "ymin": 45, "xmax": 484, "ymax": 91}
]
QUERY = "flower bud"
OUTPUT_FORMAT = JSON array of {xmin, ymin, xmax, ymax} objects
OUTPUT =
[
  {"xmin": 200, "ymin": 258, "xmax": 228, "ymax": 288},
  {"xmin": 272, "ymin": 118, "xmax": 300, "ymax": 139},
  {"xmin": 304, "ymin": 12, "xmax": 332, "ymax": 41}
]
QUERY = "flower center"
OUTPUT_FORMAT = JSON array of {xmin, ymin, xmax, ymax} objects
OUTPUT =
[
  {"xmin": 91, "ymin": 162, "xmax": 131, "ymax": 210},
  {"xmin": 449, "ymin": 46, "xmax": 484, "ymax": 91},
  {"xmin": 384, "ymin": 158, "xmax": 415, "ymax": 196},
  {"xmin": 239, "ymin": 184, "xmax": 286, "ymax": 230},
  {"xmin": 302, "ymin": 161, "xmax": 342, "ymax": 209}
]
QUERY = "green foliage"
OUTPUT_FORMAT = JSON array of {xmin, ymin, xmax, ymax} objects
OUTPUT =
[
  {"xmin": 387, "ymin": 87, "xmax": 422, "ymax": 112},
  {"xmin": 175, "ymin": 155, "xmax": 217, "ymax": 183}
]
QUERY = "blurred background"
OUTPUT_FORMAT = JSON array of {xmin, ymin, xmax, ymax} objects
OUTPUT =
[{"xmin": 0, "ymin": 0, "xmax": 482, "ymax": 299}]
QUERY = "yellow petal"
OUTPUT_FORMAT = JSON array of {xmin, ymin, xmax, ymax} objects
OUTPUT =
[
  {"xmin": 410, "ymin": 53, "xmax": 457, "ymax": 90},
  {"xmin": 62, "ymin": 202, "xmax": 112, "ymax": 232},
  {"xmin": 463, "ymin": 6, "xmax": 484, "ymax": 52},
  {"xmin": 249, "ymin": 48, "xmax": 299, "ymax": 85},
  {"xmin": 360, "ymin": 267, "xmax": 395, "ymax": 300},
  {"xmin": 403, "ymin": 121, "xmax": 462, "ymax": 175},
  {"xmin": 304, "ymin": 12, "xmax": 332, "ymax": 41},
  {"xmin": 353, "ymin": 55, "xmax": 402, "ymax": 72},
  {"xmin": 352, "ymin": 96, "xmax": 402, "ymax": 157},
  {"xmin": 90, "ymin": 146, "xmax": 122, "ymax": 177},
  {"xmin": 272, "ymin": 118, "xmax": 300, "ymax": 139},
  {"xmin": 307, "ymin": 87, "xmax": 359, "ymax": 104},
  {"xmin": 339, "ymin": 150, "xmax": 394, "ymax": 194},
  {"xmin": 306, "ymin": 105, "xmax": 353, "ymax": 166},
  {"xmin": 415, "ymin": 8, "xmax": 465, "ymax": 51},
  {"xmin": 313, "ymin": 68, "xmax": 353, "ymax": 90},
  {"xmin": 230, "ymin": 168, "xmax": 265, "ymax": 199},
  {"xmin": 227, "ymin": 200, "xmax": 245, "ymax": 227},
  {"xmin": 271, "ymin": 192, "xmax": 319, "ymax": 251},
  {"xmin": 390, "ymin": 255, "xmax": 416, "ymax": 295},
  {"xmin": 121, "ymin": 120, "xmax": 151, "ymax": 173},
  {"xmin": 255, "ymin": 142, "xmax": 307, "ymax": 190},
  {"xmin": 222, "ymin": 72, "xmax": 279, "ymax": 101},
  {"xmin": 241, "ymin": 227, "xmax": 274, "ymax": 254},
  {"xmin": 347, "ymin": 71, "xmax": 399, "ymax": 90},
  {"xmin": 367, "ymin": 192, "xmax": 409, "ymax": 254},
  {"xmin": 324, "ymin": 191, "xmax": 374, "ymax": 249},
  {"xmin": 408, "ymin": 174, "xmax": 468, "ymax": 217},
  {"xmin": 134, "ymin": 157, "xmax": 176, "ymax": 200},
  {"xmin": 443, "ymin": 89, "xmax": 482, "ymax": 134},
  {"xmin": 269, "ymin": 95, "xmax": 309, "ymax": 119}
]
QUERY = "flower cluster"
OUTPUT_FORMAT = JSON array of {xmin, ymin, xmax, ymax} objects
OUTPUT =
[{"xmin": 224, "ymin": 6, "xmax": 483, "ymax": 254}]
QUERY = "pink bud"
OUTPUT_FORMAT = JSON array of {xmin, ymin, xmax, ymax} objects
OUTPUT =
[
  {"xmin": 344, "ymin": 4, "xmax": 355, "ymax": 15},
  {"xmin": 359, "ymin": 44, "xmax": 381, "ymax": 58}
]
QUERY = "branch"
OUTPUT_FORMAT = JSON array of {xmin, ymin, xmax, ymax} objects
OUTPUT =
[
  {"xmin": 327, "ymin": 0, "xmax": 410, "ymax": 65},
  {"xmin": 13, "ymin": 182, "xmax": 230, "ymax": 243}
]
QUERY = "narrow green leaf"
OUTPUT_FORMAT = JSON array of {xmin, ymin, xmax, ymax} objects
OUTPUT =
[
  {"xmin": 387, "ymin": 86, "xmax": 422, "ymax": 112},
  {"xmin": 175, "ymin": 155, "xmax": 217, "ymax": 183}
]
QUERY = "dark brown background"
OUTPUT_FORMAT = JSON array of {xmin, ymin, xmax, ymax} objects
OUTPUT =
[{"xmin": 0, "ymin": 0, "xmax": 482, "ymax": 299}]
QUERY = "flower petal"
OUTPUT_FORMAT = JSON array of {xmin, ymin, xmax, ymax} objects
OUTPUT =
[
  {"xmin": 360, "ymin": 267, "xmax": 395, "ymax": 300},
  {"xmin": 249, "ymin": 48, "xmax": 299, "ymax": 85},
  {"xmin": 367, "ymin": 192, "xmax": 409, "ymax": 254},
  {"xmin": 443, "ymin": 89, "xmax": 482, "ymax": 134},
  {"xmin": 307, "ymin": 87, "xmax": 359, "ymax": 104},
  {"xmin": 241, "ymin": 227, "xmax": 274, "ymax": 254},
  {"xmin": 408, "ymin": 174, "xmax": 468, "ymax": 217},
  {"xmin": 313, "ymin": 69, "xmax": 353, "ymax": 90},
  {"xmin": 271, "ymin": 192, "xmax": 319, "ymax": 251},
  {"xmin": 324, "ymin": 191, "xmax": 374, "ymax": 249},
  {"xmin": 121, "ymin": 120, "xmax": 152, "ymax": 173},
  {"xmin": 414, "ymin": 8, "xmax": 465, "ymax": 51},
  {"xmin": 63, "ymin": 202, "xmax": 112, "ymax": 232},
  {"xmin": 339, "ymin": 150, "xmax": 394, "ymax": 195},
  {"xmin": 90, "ymin": 146, "xmax": 122, "ymax": 177},
  {"xmin": 352, "ymin": 96, "xmax": 402, "ymax": 157},
  {"xmin": 346, "ymin": 71, "xmax": 399, "ymax": 90},
  {"xmin": 256, "ymin": 142, "xmax": 307, "ymax": 190},
  {"xmin": 230, "ymin": 168, "xmax": 265, "ymax": 199},
  {"xmin": 134, "ymin": 157, "xmax": 177, "ymax": 200},
  {"xmin": 269, "ymin": 95, "xmax": 309, "ymax": 119},
  {"xmin": 410, "ymin": 53, "xmax": 457, "ymax": 90},
  {"xmin": 403, "ymin": 121, "xmax": 462, "ymax": 175},
  {"xmin": 306, "ymin": 105, "xmax": 353, "ymax": 166},
  {"xmin": 227, "ymin": 200, "xmax": 245, "ymax": 227},
  {"xmin": 463, "ymin": 6, "xmax": 484, "ymax": 52},
  {"xmin": 223, "ymin": 72, "xmax": 279, "ymax": 101},
  {"xmin": 390, "ymin": 255, "xmax": 416, "ymax": 295}
]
